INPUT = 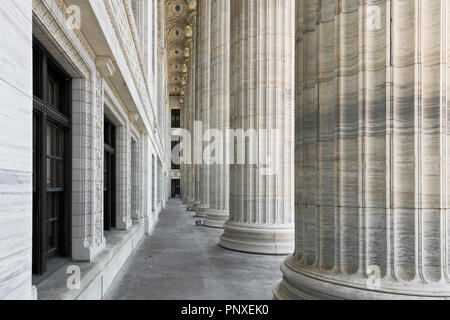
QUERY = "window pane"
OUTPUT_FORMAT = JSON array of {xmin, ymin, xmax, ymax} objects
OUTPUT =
[
  {"xmin": 46, "ymin": 158, "xmax": 51, "ymax": 185},
  {"xmin": 48, "ymin": 75, "xmax": 59, "ymax": 110},
  {"xmin": 33, "ymin": 48, "xmax": 41, "ymax": 98},
  {"xmin": 47, "ymin": 125, "xmax": 51, "ymax": 155},
  {"xmin": 47, "ymin": 222, "xmax": 58, "ymax": 252},
  {"xmin": 104, "ymin": 154, "xmax": 108, "ymax": 191},
  {"xmin": 57, "ymin": 160, "xmax": 64, "ymax": 188},
  {"xmin": 58, "ymin": 129, "xmax": 64, "ymax": 157},
  {"xmin": 47, "ymin": 193, "xmax": 54, "ymax": 219}
]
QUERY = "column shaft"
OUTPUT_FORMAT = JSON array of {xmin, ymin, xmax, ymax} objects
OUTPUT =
[
  {"xmin": 275, "ymin": 0, "xmax": 450, "ymax": 300},
  {"xmin": 219, "ymin": 0, "xmax": 295, "ymax": 255},
  {"xmin": 188, "ymin": 9, "xmax": 199, "ymax": 208},
  {"xmin": 194, "ymin": 0, "xmax": 211, "ymax": 217},
  {"xmin": 204, "ymin": 0, "xmax": 231, "ymax": 228}
]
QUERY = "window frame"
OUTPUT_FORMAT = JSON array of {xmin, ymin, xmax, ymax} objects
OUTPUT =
[
  {"xmin": 104, "ymin": 116, "xmax": 117, "ymax": 230},
  {"xmin": 32, "ymin": 39, "xmax": 72, "ymax": 278}
]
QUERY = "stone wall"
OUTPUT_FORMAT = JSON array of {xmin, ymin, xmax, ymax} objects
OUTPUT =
[{"xmin": 0, "ymin": 0, "xmax": 33, "ymax": 300}]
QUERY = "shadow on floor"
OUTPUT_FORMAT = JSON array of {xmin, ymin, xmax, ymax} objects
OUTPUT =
[{"xmin": 104, "ymin": 199, "xmax": 286, "ymax": 300}]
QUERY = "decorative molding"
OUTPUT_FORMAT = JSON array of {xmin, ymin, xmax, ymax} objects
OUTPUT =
[
  {"xmin": 96, "ymin": 57, "xmax": 116, "ymax": 78},
  {"xmin": 94, "ymin": 71, "xmax": 104, "ymax": 248},
  {"xmin": 129, "ymin": 112, "xmax": 139, "ymax": 124}
]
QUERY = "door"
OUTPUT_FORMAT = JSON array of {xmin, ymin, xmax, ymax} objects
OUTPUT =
[{"xmin": 171, "ymin": 179, "xmax": 180, "ymax": 198}]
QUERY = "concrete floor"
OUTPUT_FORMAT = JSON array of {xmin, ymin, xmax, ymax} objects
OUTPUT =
[{"xmin": 104, "ymin": 199, "xmax": 286, "ymax": 300}]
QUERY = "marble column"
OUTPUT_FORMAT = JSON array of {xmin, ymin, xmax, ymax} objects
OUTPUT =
[
  {"xmin": 219, "ymin": 0, "xmax": 295, "ymax": 254},
  {"xmin": 194, "ymin": 0, "xmax": 211, "ymax": 218},
  {"xmin": 180, "ymin": 99, "xmax": 185, "ymax": 202},
  {"xmin": 180, "ymin": 105, "xmax": 184, "ymax": 202},
  {"xmin": 204, "ymin": 0, "xmax": 230, "ymax": 228},
  {"xmin": 190, "ymin": 7, "xmax": 201, "ymax": 210},
  {"xmin": 185, "ymin": 70, "xmax": 194, "ymax": 205},
  {"xmin": 274, "ymin": 0, "xmax": 450, "ymax": 299},
  {"xmin": 180, "ymin": 47, "xmax": 188, "ymax": 204},
  {"xmin": 187, "ymin": 9, "xmax": 197, "ymax": 207}
]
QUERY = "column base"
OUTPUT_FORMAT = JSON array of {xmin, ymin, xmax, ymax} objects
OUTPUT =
[
  {"xmin": 191, "ymin": 200, "xmax": 201, "ymax": 211},
  {"xmin": 219, "ymin": 221, "xmax": 294, "ymax": 255},
  {"xmin": 204, "ymin": 209, "xmax": 229, "ymax": 228},
  {"xmin": 195, "ymin": 204, "xmax": 209, "ymax": 218},
  {"xmin": 273, "ymin": 255, "xmax": 450, "ymax": 300}
]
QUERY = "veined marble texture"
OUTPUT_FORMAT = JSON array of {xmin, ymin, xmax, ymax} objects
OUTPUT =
[
  {"xmin": 194, "ymin": 0, "xmax": 211, "ymax": 218},
  {"xmin": 185, "ymin": 6, "xmax": 197, "ymax": 206},
  {"xmin": 204, "ymin": 0, "xmax": 231, "ymax": 229},
  {"xmin": 192, "ymin": 6, "xmax": 202, "ymax": 209},
  {"xmin": 275, "ymin": 0, "xmax": 450, "ymax": 300},
  {"xmin": 0, "ymin": 0, "xmax": 33, "ymax": 300},
  {"xmin": 0, "ymin": 0, "xmax": 171, "ymax": 300},
  {"xmin": 219, "ymin": 0, "xmax": 295, "ymax": 255}
]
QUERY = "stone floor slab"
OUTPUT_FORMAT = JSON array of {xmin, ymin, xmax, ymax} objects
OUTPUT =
[{"xmin": 104, "ymin": 199, "xmax": 285, "ymax": 300}]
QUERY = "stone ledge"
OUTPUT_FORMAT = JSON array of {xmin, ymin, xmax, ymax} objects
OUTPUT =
[{"xmin": 37, "ymin": 220, "xmax": 146, "ymax": 300}]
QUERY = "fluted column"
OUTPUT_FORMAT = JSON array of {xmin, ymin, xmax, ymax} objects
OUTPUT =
[
  {"xmin": 187, "ymin": 59, "xmax": 195, "ymax": 205},
  {"xmin": 184, "ymin": 26, "xmax": 195, "ymax": 206},
  {"xmin": 181, "ymin": 87, "xmax": 188, "ymax": 204},
  {"xmin": 219, "ymin": 0, "xmax": 295, "ymax": 255},
  {"xmin": 188, "ymin": 9, "xmax": 198, "ymax": 207},
  {"xmin": 204, "ymin": 0, "xmax": 230, "ymax": 228},
  {"xmin": 180, "ymin": 94, "xmax": 186, "ymax": 202},
  {"xmin": 194, "ymin": 0, "xmax": 211, "ymax": 217},
  {"xmin": 274, "ymin": 0, "xmax": 450, "ymax": 300}
]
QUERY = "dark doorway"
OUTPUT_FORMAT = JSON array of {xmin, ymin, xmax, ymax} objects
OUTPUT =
[
  {"xmin": 171, "ymin": 179, "xmax": 180, "ymax": 198},
  {"xmin": 171, "ymin": 109, "xmax": 180, "ymax": 128},
  {"xmin": 104, "ymin": 116, "xmax": 116, "ymax": 230},
  {"xmin": 32, "ymin": 40, "xmax": 72, "ymax": 277}
]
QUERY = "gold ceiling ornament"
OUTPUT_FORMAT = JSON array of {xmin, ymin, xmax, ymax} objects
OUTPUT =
[
  {"xmin": 184, "ymin": 25, "xmax": 193, "ymax": 38},
  {"xmin": 184, "ymin": 46, "xmax": 190, "ymax": 58},
  {"xmin": 188, "ymin": 11, "xmax": 196, "ymax": 26},
  {"xmin": 186, "ymin": 38, "xmax": 193, "ymax": 49},
  {"xmin": 188, "ymin": 0, "xmax": 196, "ymax": 12},
  {"xmin": 170, "ymin": 1, "xmax": 185, "ymax": 17},
  {"xmin": 166, "ymin": 0, "xmax": 195, "ymax": 97}
]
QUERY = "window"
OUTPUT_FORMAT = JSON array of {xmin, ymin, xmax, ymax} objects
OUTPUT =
[
  {"xmin": 104, "ymin": 116, "xmax": 116, "ymax": 230},
  {"xmin": 32, "ymin": 40, "xmax": 71, "ymax": 278},
  {"xmin": 171, "ymin": 109, "xmax": 181, "ymax": 128}
]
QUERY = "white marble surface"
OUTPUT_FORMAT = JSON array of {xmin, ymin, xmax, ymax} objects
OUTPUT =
[
  {"xmin": 37, "ymin": 221, "xmax": 145, "ymax": 300},
  {"xmin": 219, "ymin": 0, "xmax": 296, "ymax": 255},
  {"xmin": 275, "ymin": 0, "xmax": 450, "ymax": 300},
  {"xmin": 0, "ymin": 0, "xmax": 33, "ymax": 300},
  {"xmin": 204, "ymin": 0, "xmax": 230, "ymax": 229},
  {"xmin": 0, "ymin": 0, "xmax": 170, "ymax": 300}
]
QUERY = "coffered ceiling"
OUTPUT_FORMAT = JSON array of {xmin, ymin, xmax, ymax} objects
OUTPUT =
[{"xmin": 166, "ymin": 0, "xmax": 195, "ymax": 99}]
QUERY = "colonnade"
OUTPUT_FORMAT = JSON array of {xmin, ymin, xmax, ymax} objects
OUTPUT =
[{"xmin": 181, "ymin": 0, "xmax": 450, "ymax": 299}]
